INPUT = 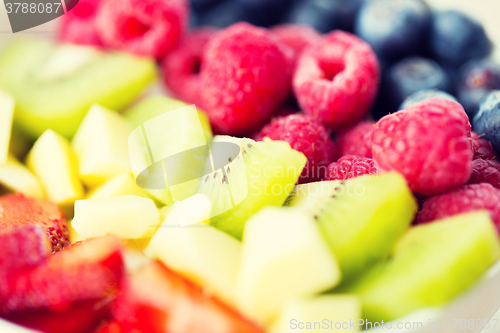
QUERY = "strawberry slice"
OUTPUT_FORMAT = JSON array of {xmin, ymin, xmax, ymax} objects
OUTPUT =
[{"xmin": 0, "ymin": 194, "xmax": 69, "ymax": 252}]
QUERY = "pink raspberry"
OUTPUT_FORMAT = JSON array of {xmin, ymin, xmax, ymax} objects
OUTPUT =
[
  {"xmin": 336, "ymin": 121, "xmax": 375, "ymax": 158},
  {"xmin": 256, "ymin": 114, "xmax": 335, "ymax": 183},
  {"xmin": 293, "ymin": 31, "xmax": 380, "ymax": 131},
  {"xmin": 471, "ymin": 132, "xmax": 496, "ymax": 160},
  {"xmin": 324, "ymin": 155, "xmax": 379, "ymax": 181},
  {"xmin": 371, "ymin": 98, "xmax": 473, "ymax": 196},
  {"xmin": 200, "ymin": 23, "xmax": 290, "ymax": 135},
  {"xmin": 95, "ymin": 0, "xmax": 188, "ymax": 59},
  {"xmin": 58, "ymin": 0, "xmax": 103, "ymax": 46},
  {"xmin": 468, "ymin": 158, "xmax": 500, "ymax": 189},
  {"xmin": 418, "ymin": 183, "xmax": 500, "ymax": 232},
  {"xmin": 162, "ymin": 28, "xmax": 216, "ymax": 106},
  {"xmin": 270, "ymin": 24, "xmax": 321, "ymax": 68}
]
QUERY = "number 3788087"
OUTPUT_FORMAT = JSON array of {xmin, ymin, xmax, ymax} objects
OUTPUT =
[{"xmin": 5, "ymin": 2, "xmax": 62, "ymax": 14}]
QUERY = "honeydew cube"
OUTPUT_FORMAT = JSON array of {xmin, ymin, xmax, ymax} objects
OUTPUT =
[
  {"xmin": 0, "ymin": 90, "xmax": 14, "ymax": 165},
  {"xmin": 88, "ymin": 172, "xmax": 149, "ymax": 200},
  {"xmin": 0, "ymin": 156, "xmax": 45, "ymax": 199}
]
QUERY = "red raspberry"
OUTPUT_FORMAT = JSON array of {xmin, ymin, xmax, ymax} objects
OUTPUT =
[
  {"xmin": 468, "ymin": 158, "xmax": 500, "ymax": 189},
  {"xmin": 471, "ymin": 132, "xmax": 496, "ymax": 160},
  {"xmin": 270, "ymin": 24, "xmax": 321, "ymax": 68},
  {"xmin": 418, "ymin": 183, "xmax": 500, "ymax": 232},
  {"xmin": 293, "ymin": 31, "xmax": 380, "ymax": 131},
  {"xmin": 95, "ymin": 0, "xmax": 188, "ymax": 59},
  {"xmin": 371, "ymin": 98, "xmax": 473, "ymax": 196},
  {"xmin": 58, "ymin": 0, "xmax": 103, "ymax": 46},
  {"xmin": 200, "ymin": 23, "xmax": 290, "ymax": 135},
  {"xmin": 256, "ymin": 114, "xmax": 335, "ymax": 183},
  {"xmin": 336, "ymin": 121, "xmax": 375, "ymax": 158},
  {"xmin": 325, "ymin": 155, "xmax": 378, "ymax": 181},
  {"xmin": 162, "ymin": 28, "xmax": 216, "ymax": 106}
]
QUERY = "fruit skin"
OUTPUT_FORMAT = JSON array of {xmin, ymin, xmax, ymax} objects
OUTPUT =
[
  {"xmin": 471, "ymin": 131, "xmax": 496, "ymax": 160},
  {"xmin": 418, "ymin": 183, "xmax": 500, "ymax": 232},
  {"xmin": 354, "ymin": 0, "xmax": 431, "ymax": 61},
  {"xmin": 336, "ymin": 121, "xmax": 374, "ymax": 158},
  {"xmin": 371, "ymin": 98, "xmax": 473, "ymax": 195},
  {"xmin": 429, "ymin": 10, "xmax": 491, "ymax": 68},
  {"xmin": 0, "ymin": 194, "xmax": 69, "ymax": 252},
  {"xmin": 256, "ymin": 114, "xmax": 335, "ymax": 183},
  {"xmin": 96, "ymin": 0, "xmax": 188, "ymax": 59},
  {"xmin": 293, "ymin": 31, "xmax": 379, "ymax": 131},
  {"xmin": 324, "ymin": 155, "xmax": 378, "ymax": 181},
  {"xmin": 58, "ymin": 0, "xmax": 103, "ymax": 46},
  {"xmin": 270, "ymin": 24, "xmax": 321, "ymax": 68},
  {"xmin": 467, "ymin": 159, "xmax": 500, "ymax": 189},
  {"xmin": 200, "ymin": 23, "xmax": 290, "ymax": 135},
  {"xmin": 400, "ymin": 89, "xmax": 457, "ymax": 110},
  {"xmin": 473, "ymin": 90, "xmax": 500, "ymax": 156}
]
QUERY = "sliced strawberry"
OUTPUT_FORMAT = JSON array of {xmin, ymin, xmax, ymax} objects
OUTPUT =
[{"xmin": 0, "ymin": 194, "xmax": 69, "ymax": 252}]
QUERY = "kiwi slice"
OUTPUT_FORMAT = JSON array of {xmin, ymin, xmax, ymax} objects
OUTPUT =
[
  {"xmin": 288, "ymin": 172, "xmax": 418, "ymax": 282},
  {"xmin": 0, "ymin": 39, "xmax": 156, "ymax": 139},
  {"xmin": 197, "ymin": 136, "xmax": 307, "ymax": 240}
]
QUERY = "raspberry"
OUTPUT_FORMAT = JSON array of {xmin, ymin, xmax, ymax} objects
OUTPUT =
[
  {"xmin": 371, "ymin": 98, "xmax": 473, "ymax": 195},
  {"xmin": 293, "ymin": 31, "xmax": 380, "ymax": 131},
  {"xmin": 418, "ymin": 183, "xmax": 500, "ymax": 232},
  {"xmin": 270, "ymin": 24, "xmax": 321, "ymax": 67},
  {"xmin": 467, "ymin": 158, "xmax": 500, "ymax": 189},
  {"xmin": 256, "ymin": 114, "xmax": 335, "ymax": 183},
  {"xmin": 471, "ymin": 132, "xmax": 496, "ymax": 160},
  {"xmin": 200, "ymin": 23, "xmax": 290, "ymax": 135},
  {"xmin": 162, "ymin": 28, "xmax": 216, "ymax": 106},
  {"xmin": 95, "ymin": 0, "xmax": 188, "ymax": 59},
  {"xmin": 58, "ymin": 0, "xmax": 103, "ymax": 46},
  {"xmin": 336, "ymin": 121, "xmax": 375, "ymax": 158},
  {"xmin": 324, "ymin": 155, "xmax": 378, "ymax": 181}
]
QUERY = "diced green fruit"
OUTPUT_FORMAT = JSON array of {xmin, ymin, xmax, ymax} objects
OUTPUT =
[
  {"xmin": 87, "ymin": 171, "xmax": 149, "ymax": 200},
  {"xmin": 198, "ymin": 137, "xmax": 307, "ymax": 239},
  {"xmin": 72, "ymin": 195, "xmax": 161, "ymax": 239},
  {"xmin": 0, "ymin": 156, "xmax": 44, "ymax": 199},
  {"xmin": 300, "ymin": 172, "xmax": 417, "ymax": 282},
  {"xmin": 237, "ymin": 207, "xmax": 341, "ymax": 324},
  {"xmin": 285, "ymin": 180, "xmax": 342, "ymax": 208},
  {"xmin": 346, "ymin": 211, "xmax": 500, "ymax": 322},
  {"xmin": 271, "ymin": 295, "xmax": 361, "ymax": 333},
  {"xmin": 26, "ymin": 129, "xmax": 84, "ymax": 206},
  {"xmin": 72, "ymin": 104, "xmax": 133, "ymax": 187},
  {"xmin": 145, "ymin": 195, "xmax": 241, "ymax": 306},
  {"xmin": 0, "ymin": 40, "xmax": 156, "ymax": 139},
  {"xmin": 0, "ymin": 89, "xmax": 14, "ymax": 165}
]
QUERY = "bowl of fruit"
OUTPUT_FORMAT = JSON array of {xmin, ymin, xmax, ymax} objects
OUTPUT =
[{"xmin": 0, "ymin": 0, "xmax": 500, "ymax": 332}]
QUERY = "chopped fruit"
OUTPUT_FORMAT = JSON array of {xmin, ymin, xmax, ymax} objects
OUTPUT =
[
  {"xmin": 145, "ymin": 198, "xmax": 241, "ymax": 306},
  {"xmin": 418, "ymin": 183, "xmax": 500, "ymax": 231},
  {"xmin": 109, "ymin": 261, "xmax": 263, "ymax": 333},
  {"xmin": 72, "ymin": 195, "xmax": 161, "ymax": 239},
  {"xmin": 270, "ymin": 24, "xmax": 321, "ymax": 67},
  {"xmin": 68, "ymin": 220, "xmax": 86, "ymax": 243},
  {"xmin": 468, "ymin": 159, "xmax": 500, "ymax": 189},
  {"xmin": 0, "ymin": 90, "xmax": 14, "ymax": 165},
  {"xmin": 471, "ymin": 132, "xmax": 496, "ymax": 160},
  {"xmin": 72, "ymin": 104, "xmax": 133, "ymax": 187},
  {"xmin": 371, "ymin": 98, "xmax": 473, "ymax": 195},
  {"xmin": 290, "ymin": 173, "xmax": 417, "ymax": 281},
  {"xmin": 293, "ymin": 31, "xmax": 379, "ymax": 131},
  {"xmin": 0, "ymin": 193, "xmax": 69, "ymax": 252},
  {"xmin": 95, "ymin": 0, "xmax": 189, "ymax": 59},
  {"xmin": 285, "ymin": 180, "xmax": 342, "ymax": 208},
  {"xmin": 270, "ymin": 295, "xmax": 361, "ymax": 333},
  {"xmin": 88, "ymin": 172, "xmax": 150, "ymax": 200},
  {"xmin": 27, "ymin": 129, "xmax": 84, "ymax": 206},
  {"xmin": 0, "ymin": 39, "xmax": 156, "ymax": 138},
  {"xmin": 162, "ymin": 28, "xmax": 217, "ymax": 105},
  {"xmin": 237, "ymin": 207, "xmax": 340, "ymax": 324},
  {"xmin": 58, "ymin": 0, "xmax": 103, "ymax": 46},
  {"xmin": 0, "ymin": 156, "xmax": 45, "ymax": 199},
  {"xmin": 336, "ymin": 121, "xmax": 375, "ymax": 158},
  {"xmin": 346, "ymin": 211, "xmax": 500, "ymax": 321},
  {"xmin": 1, "ymin": 236, "xmax": 125, "ymax": 333},
  {"xmin": 256, "ymin": 114, "xmax": 334, "ymax": 183},
  {"xmin": 473, "ymin": 90, "xmax": 500, "ymax": 156},
  {"xmin": 400, "ymin": 89, "xmax": 457, "ymax": 110},
  {"xmin": 197, "ymin": 136, "xmax": 306, "ymax": 239},
  {"xmin": 200, "ymin": 23, "xmax": 290, "ymax": 135},
  {"xmin": 325, "ymin": 155, "xmax": 378, "ymax": 181}
]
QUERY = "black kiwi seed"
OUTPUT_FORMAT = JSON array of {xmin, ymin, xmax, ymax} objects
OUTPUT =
[
  {"xmin": 314, "ymin": 215, "xmax": 318, "ymax": 220},
  {"xmin": 247, "ymin": 143, "xmax": 252, "ymax": 148},
  {"xmin": 227, "ymin": 166, "xmax": 230, "ymax": 173},
  {"xmin": 222, "ymin": 175, "xmax": 226, "ymax": 183},
  {"xmin": 205, "ymin": 175, "xmax": 209, "ymax": 182},
  {"xmin": 228, "ymin": 157, "xmax": 232, "ymax": 162},
  {"xmin": 214, "ymin": 172, "xmax": 217, "ymax": 178}
]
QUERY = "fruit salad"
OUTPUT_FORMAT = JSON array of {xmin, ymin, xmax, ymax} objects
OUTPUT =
[{"xmin": 0, "ymin": 0, "xmax": 500, "ymax": 332}]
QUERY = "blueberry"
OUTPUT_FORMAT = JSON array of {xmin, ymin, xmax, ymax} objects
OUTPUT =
[
  {"xmin": 386, "ymin": 57, "xmax": 451, "ymax": 109},
  {"xmin": 196, "ymin": 1, "xmax": 250, "ymax": 28},
  {"xmin": 473, "ymin": 91, "xmax": 500, "ymax": 155},
  {"xmin": 190, "ymin": 0, "xmax": 225, "ymax": 13},
  {"xmin": 233, "ymin": 0, "xmax": 294, "ymax": 26},
  {"xmin": 457, "ymin": 59, "xmax": 500, "ymax": 119},
  {"xmin": 355, "ymin": 0, "xmax": 431, "ymax": 61},
  {"xmin": 400, "ymin": 89, "xmax": 457, "ymax": 110},
  {"xmin": 429, "ymin": 11, "xmax": 491, "ymax": 68},
  {"xmin": 285, "ymin": 0, "xmax": 364, "ymax": 33}
]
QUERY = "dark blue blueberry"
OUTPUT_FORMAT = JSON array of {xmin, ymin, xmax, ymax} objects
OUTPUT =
[
  {"xmin": 399, "ymin": 89, "xmax": 457, "ymax": 110},
  {"xmin": 429, "ymin": 11, "xmax": 492, "ymax": 68},
  {"xmin": 285, "ymin": 0, "xmax": 364, "ymax": 33},
  {"xmin": 190, "ymin": 0, "xmax": 226, "ymax": 13},
  {"xmin": 472, "ymin": 91, "xmax": 500, "ymax": 155},
  {"xmin": 234, "ymin": 0, "xmax": 294, "ymax": 26},
  {"xmin": 386, "ymin": 57, "xmax": 451, "ymax": 110},
  {"xmin": 196, "ymin": 1, "xmax": 250, "ymax": 28},
  {"xmin": 457, "ymin": 59, "xmax": 500, "ymax": 119},
  {"xmin": 354, "ymin": 0, "xmax": 431, "ymax": 61}
]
